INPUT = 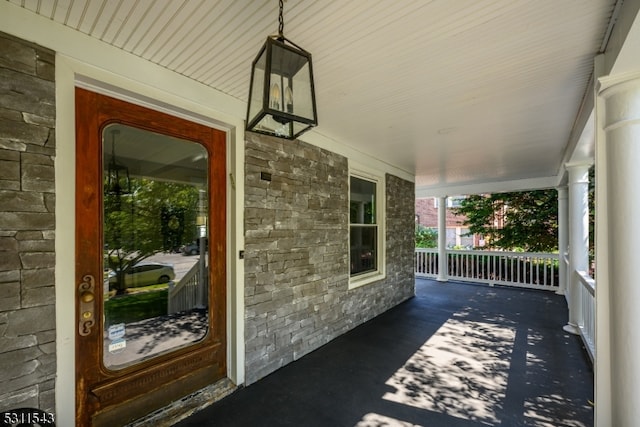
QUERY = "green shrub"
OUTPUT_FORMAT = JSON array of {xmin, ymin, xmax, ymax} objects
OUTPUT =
[{"xmin": 416, "ymin": 225, "xmax": 438, "ymax": 248}]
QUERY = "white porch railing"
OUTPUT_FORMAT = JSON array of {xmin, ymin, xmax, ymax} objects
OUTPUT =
[
  {"xmin": 415, "ymin": 248, "xmax": 560, "ymax": 291},
  {"xmin": 576, "ymin": 270, "xmax": 596, "ymax": 361},
  {"xmin": 168, "ymin": 259, "xmax": 208, "ymax": 314}
]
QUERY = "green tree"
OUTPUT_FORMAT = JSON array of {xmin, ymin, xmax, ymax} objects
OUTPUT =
[
  {"xmin": 453, "ymin": 190, "xmax": 558, "ymax": 252},
  {"xmin": 415, "ymin": 225, "xmax": 438, "ymax": 248},
  {"xmin": 104, "ymin": 178, "xmax": 200, "ymax": 294}
]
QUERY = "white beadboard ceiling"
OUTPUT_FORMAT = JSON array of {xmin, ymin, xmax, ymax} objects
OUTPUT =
[{"xmin": 8, "ymin": 0, "xmax": 616, "ymax": 195}]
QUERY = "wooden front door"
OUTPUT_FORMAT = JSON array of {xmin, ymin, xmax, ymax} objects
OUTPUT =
[{"xmin": 75, "ymin": 88, "xmax": 226, "ymax": 426}]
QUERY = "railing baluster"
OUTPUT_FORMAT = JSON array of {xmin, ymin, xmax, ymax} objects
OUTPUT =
[
  {"xmin": 474, "ymin": 253, "xmax": 478, "ymax": 279},
  {"xmin": 472, "ymin": 253, "xmax": 476, "ymax": 279},
  {"xmin": 529, "ymin": 256, "xmax": 534, "ymax": 285},
  {"xmin": 491, "ymin": 253, "xmax": 496, "ymax": 284}
]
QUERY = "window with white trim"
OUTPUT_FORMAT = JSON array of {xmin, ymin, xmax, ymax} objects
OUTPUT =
[{"xmin": 349, "ymin": 171, "xmax": 384, "ymax": 287}]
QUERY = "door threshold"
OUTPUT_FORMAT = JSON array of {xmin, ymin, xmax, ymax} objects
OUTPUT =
[{"xmin": 126, "ymin": 378, "xmax": 237, "ymax": 427}]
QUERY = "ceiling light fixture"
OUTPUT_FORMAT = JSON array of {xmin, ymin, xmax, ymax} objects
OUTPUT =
[{"xmin": 246, "ymin": 0, "xmax": 318, "ymax": 139}]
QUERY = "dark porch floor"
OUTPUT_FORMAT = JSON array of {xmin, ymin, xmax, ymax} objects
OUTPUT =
[{"xmin": 175, "ymin": 279, "xmax": 594, "ymax": 427}]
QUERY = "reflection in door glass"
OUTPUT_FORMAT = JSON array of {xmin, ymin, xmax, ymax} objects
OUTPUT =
[{"xmin": 102, "ymin": 123, "xmax": 209, "ymax": 370}]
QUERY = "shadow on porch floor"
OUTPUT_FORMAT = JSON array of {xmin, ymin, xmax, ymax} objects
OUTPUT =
[{"xmin": 175, "ymin": 278, "xmax": 593, "ymax": 427}]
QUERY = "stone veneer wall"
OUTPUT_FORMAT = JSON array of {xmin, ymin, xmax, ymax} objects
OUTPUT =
[
  {"xmin": 244, "ymin": 133, "xmax": 415, "ymax": 384},
  {"xmin": 0, "ymin": 32, "xmax": 56, "ymax": 412}
]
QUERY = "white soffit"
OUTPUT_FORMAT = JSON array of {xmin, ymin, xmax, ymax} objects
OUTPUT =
[{"xmin": 5, "ymin": 0, "xmax": 617, "ymax": 195}]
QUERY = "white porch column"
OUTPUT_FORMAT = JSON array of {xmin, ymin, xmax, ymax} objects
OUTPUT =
[
  {"xmin": 437, "ymin": 196, "xmax": 448, "ymax": 282},
  {"xmin": 563, "ymin": 164, "xmax": 590, "ymax": 335},
  {"xmin": 597, "ymin": 75, "xmax": 640, "ymax": 426},
  {"xmin": 556, "ymin": 186, "xmax": 568, "ymax": 295}
]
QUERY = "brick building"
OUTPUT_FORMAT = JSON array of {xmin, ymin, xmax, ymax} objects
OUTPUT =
[{"xmin": 415, "ymin": 197, "xmax": 482, "ymax": 248}]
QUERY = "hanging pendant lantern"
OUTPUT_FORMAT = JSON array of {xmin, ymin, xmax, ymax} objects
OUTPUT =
[
  {"xmin": 246, "ymin": 0, "xmax": 318, "ymax": 139},
  {"xmin": 106, "ymin": 129, "xmax": 131, "ymax": 196}
]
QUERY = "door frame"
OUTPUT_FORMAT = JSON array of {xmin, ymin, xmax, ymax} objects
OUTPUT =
[
  {"xmin": 50, "ymin": 51, "xmax": 245, "ymax": 425},
  {"xmin": 74, "ymin": 87, "xmax": 228, "ymax": 426}
]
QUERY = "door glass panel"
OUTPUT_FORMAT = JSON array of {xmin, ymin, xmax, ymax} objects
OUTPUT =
[{"xmin": 102, "ymin": 123, "xmax": 209, "ymax": 370}]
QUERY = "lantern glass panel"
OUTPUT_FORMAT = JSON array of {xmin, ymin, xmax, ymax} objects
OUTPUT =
[
  {"xmin": 269, "ymin": 41, "xmax": 314, "ymax": 122},
  {"xmin": 247, "ymin": 47, "xmax": 267, "ymax": 128},
  {"xmin": 293, "ymin": 121, "xmax": 310, "ymax": 137},
  {"xmin": 291, "ymin": 62, "xmax": 314, "ymax": 120}
]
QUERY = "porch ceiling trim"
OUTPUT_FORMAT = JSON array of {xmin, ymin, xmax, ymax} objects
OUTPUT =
[{"xmin": 415, "ymin": 175, "xmax": 559, "ymax": 199}]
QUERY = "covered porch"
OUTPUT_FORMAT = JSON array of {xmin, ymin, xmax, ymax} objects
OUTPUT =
[
  {"xmin": 174, "ymin": 278, "xmax": 593, "ymax": 427},
  {"xmin": 1, "ymin": 1, "xmax": 640, "ymax": 425}
]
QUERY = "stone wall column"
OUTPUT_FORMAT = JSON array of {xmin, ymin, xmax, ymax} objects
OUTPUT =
[{"xmin": 0, "ymin": 32, "xmax": 56, "ymax": 413}]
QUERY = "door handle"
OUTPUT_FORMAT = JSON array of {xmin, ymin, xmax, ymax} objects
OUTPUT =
[{"xmin": 78, "ymin": 274, "xmax": 96, "ymax": 336}]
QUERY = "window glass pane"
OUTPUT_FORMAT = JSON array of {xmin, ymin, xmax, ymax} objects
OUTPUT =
[
  {"xmin": 102, "ymin": 123, "xmax": 209, "ymax": 370},
  {"xmin": 350, "ymin": 226, "xmax": 377, "ymax": 275},
  {"xmin": 350, "ymin": 176, "xmax": 376, "ymax": 224}
]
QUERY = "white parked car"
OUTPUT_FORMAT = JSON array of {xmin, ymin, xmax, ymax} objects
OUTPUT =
[{"xmin": 108, "ymin": 262, "xmax": 175, "ymax": 288}]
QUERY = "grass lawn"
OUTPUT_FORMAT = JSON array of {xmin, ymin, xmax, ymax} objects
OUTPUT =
[{"xmin": 104, "ymin": 288, "xmax": 168, "ymax": 326}]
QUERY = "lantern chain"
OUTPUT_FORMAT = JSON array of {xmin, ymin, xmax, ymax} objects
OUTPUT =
[{"xmin": 278, "ymin": 0, "xmax": 284, "ymax": 37}]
